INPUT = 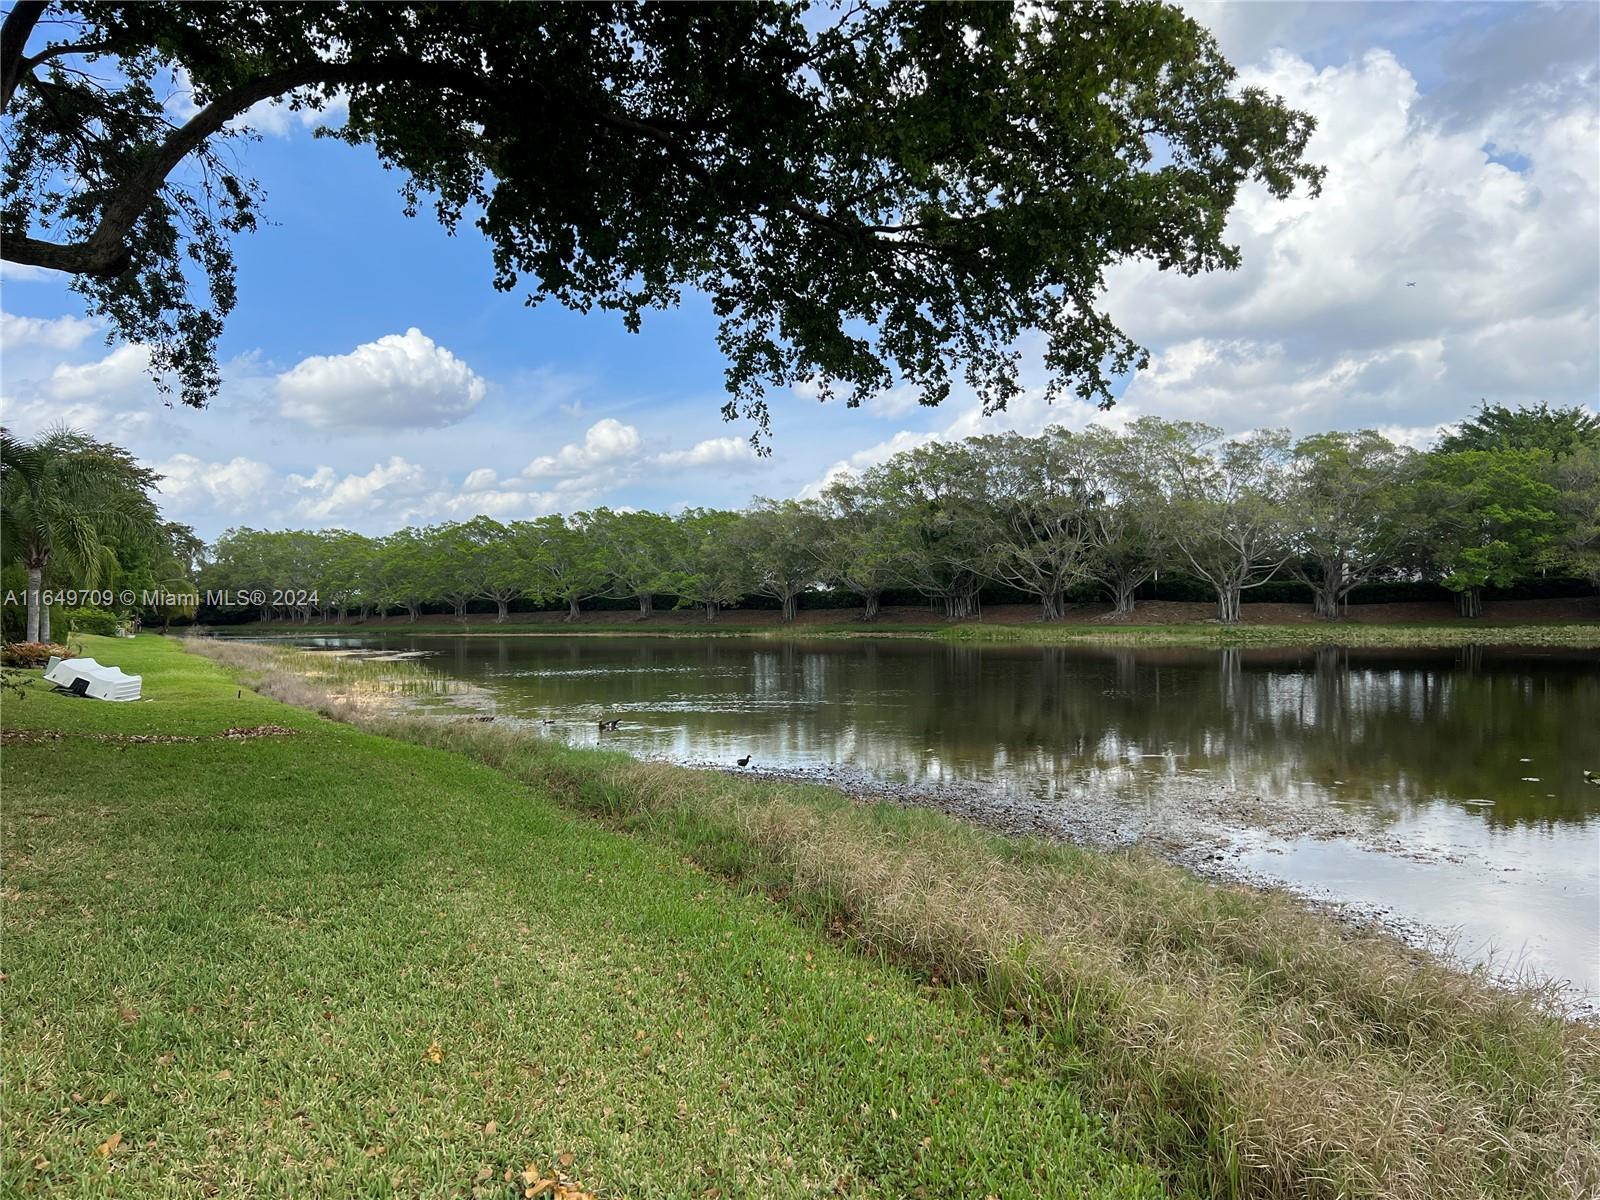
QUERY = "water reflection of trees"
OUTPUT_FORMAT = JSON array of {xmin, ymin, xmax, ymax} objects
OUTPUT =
[{"xmin": 407, "ymin": 636, "xmax": 1599, "ymax": 829}]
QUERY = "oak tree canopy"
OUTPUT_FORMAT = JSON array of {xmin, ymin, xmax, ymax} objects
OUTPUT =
[{"xmin": 1, "ymin": 1, "xmax": 1322, "ymax": 435}]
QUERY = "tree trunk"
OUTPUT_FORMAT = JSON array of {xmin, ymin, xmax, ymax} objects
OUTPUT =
[
  {"xmin": 703, "ymin": 601, "xmax": 719, "ymax": 623},
  {"xmin": 565, "ymin": 596, "xmax": 581, "ymax": 622},
  {"xmin": 359, "ymin": 604, "xmax": 372, "ymax": 622},
  {"xmin": 1039, "ymin": 591, "xmax": 1062, "ymax": 621},
  {"xmin": 862, "ymin": 591, "xmax": 881, "ymax": 622},
  {"xmin": 25, "ymin": 567, "xmax": 41, "ymax": 642},
  {"xmin": 1455, "ymin": 587, "xmax": 1483, "ymax": 618},
  {"xmin": 943, "ymin": 590, "xmax": 980, "ymax": 620},
  {"xmin": 1108, "ymin": 579, "xmax": 1137, "ymax": 616},
  {"xmin": 494, "ymin": 598, "xmax": 509, "ymax": 623},
  {"xmin": 781, "ymin": 593, "xmax": 797, "ymax": 622},
  {"xmin": 40, "ymin": 595, "xmax": 51, "ymax": 642},
  {"xmin": 637, "ymin": 593, "xmax": 654, "ymax": 617},
  {"xmin": 1215, "ymin": 584, "xmax": 1242, "ymax": 624},
  {"xmin": 405, "ymin": 602, "xmax": 419, "ymax": 623}
]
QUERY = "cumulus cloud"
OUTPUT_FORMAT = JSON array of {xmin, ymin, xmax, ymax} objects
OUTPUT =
[
  {"xmin": 153, "ymin": 454, "xmax": 274, "ymax": 514},
  {"xmin": 653, "ymin": 436, "xmax": 758, "ymax": 470},
  {"xmin": 521, "ymin": 418, "xmax": 643, "ymax": 479},
  {"xmin": 1095, "ymin": 37, "xmax": 1598, "ymax": 434},
  {"xmin": 1, "ymin": 312, "xmax": 98, "ymax": 352},
  {"xmin": 277, "ymin": 328, "xmax": 486, "ymax": 430},
  {"xmin": 43, "ymin": 343, "xmax": 154, "ymax": 402},
  {"xmin": 290, "ymin": 456, "xmax": 433, "ymax": 521}
]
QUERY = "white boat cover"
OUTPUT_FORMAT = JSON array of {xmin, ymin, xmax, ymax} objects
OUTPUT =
[{"xmin": 42, "ymin": 656, "xmax": 142, "ymax": 702}]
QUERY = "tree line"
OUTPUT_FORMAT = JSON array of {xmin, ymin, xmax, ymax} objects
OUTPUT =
[{"xmin": 198, "ymin": 404, "xmax": 1600, "ymax": 627}]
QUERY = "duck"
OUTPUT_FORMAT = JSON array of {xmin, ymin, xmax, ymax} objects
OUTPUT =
[
  {"xmin": 736, "ymin": 754, "xmax": 752, "ymax": 768},
  {"xmin": 597, "ymin": 718, "xmax": 622, "ymax": 731},
  {"xmin": 1584, "ymin": 770, "xmax": 1599, "ymax": 787}
]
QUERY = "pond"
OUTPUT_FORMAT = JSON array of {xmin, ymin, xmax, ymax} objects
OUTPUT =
[{"xmin": 280, "ymin": 633, "xmax": 1600, "ymax": 1004}]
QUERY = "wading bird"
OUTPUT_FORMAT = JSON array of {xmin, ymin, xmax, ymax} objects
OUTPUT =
[{"xmin": 737, "ymin": 755, "xmax": 752, "ymax": 767}]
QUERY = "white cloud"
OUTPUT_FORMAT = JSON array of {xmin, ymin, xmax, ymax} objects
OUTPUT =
[
  {"xmin": 1, "ymin": 312, "xmax": 98, "ymax": 352},
  {"xmin": 1096, "ymin": 44, "xmax": 1598, "ymax": 433},
  {"xmin": 461, "ymin": 467, "xmax": 499, "ymax": 492},
  {"xmin": 521, "ymin": 418, "xmax": 642, "ymax": 479},
  {"xmin": 654, "ymin": 436, "xmax": 757, "ymax": 470},
  {"xmin": 277, "ymin": 328, "xmax": 486, "ymax": 430},
  {"xmin": 798, "ymin": 429, "xmax": 939, "ymax": 499},
  {"xmin": 0, "ymin": 261, "xmax": 53, "ymax": 283},
  {"xmin": 231, "ymin": 89, "xmax": 349, "ymax": 137},
  {"xmin": 290, "ymin": 456, "xmax": 432, "ymax": 521},
  {"xmin": 44, "ymin": 343, "xmax": 153, "ymax": 402},
  {"xmin": 153, "ymin": 453, "xmax": 273, "ymax": 513}
]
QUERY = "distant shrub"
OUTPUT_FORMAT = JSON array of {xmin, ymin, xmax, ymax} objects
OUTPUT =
[
  {"xmin": 1, "ymin": 642, "xmax": 75, "ymax": 668},
  {"xmin": 57, "ymin": 606, "xmax": 119, "ymax": 636}
]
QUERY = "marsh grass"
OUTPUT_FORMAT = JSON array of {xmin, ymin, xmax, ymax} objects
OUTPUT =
[{"xmin": 191, "ymin": 637, "xmax": 1600, "ymax": 1200}]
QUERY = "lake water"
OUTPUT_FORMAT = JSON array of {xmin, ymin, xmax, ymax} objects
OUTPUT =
[{"xmin": 285, "ymin": 633, "xmax": 1600, "ymax": 1004}]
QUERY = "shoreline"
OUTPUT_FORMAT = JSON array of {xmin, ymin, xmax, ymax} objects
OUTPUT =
[
  {"xmin": 204, "ymin": 615, "xmax": 1600, "ymax": 650},
  {"xmin": 651, "ymin": 755, "xmax": 1600, "ymax": 1017}
]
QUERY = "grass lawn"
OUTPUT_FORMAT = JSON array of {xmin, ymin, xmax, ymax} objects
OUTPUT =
[{"xmin": 1, "ymin": 636, "xmax": 1162, "ymax": 1198}]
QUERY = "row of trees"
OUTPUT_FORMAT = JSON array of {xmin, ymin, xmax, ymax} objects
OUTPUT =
[
  {"xmin": 202, "ymin": 405, "xmax": 1600, "ymax": 626},
  {"xmin": 0, "ymin": 427, "xmax": 202, "ymax": 641}
]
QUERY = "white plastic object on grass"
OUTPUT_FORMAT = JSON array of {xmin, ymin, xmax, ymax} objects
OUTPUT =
[{"xmin": 41, "ymin": 656, "xmax": 142, "ymax": 702}]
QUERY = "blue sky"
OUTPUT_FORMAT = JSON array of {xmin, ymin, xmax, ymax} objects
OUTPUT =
[{"xmin": 2, "ymin": 1, "xmax": 1596, "ymax": 538}]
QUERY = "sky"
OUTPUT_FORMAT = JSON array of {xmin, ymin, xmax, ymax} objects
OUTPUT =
[{"xmin": 2, "ymin": 1, "xmax": 1597, "ymax": 540}]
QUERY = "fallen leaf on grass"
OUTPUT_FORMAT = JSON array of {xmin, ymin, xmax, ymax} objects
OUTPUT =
[
  {"xmin": 483, "ymin": 1120, "xmax": 497, "ymax": 1136},
  {"xmin": 95, "ymin": 1132, "xmax": 122, "ymax": 1157},
  {"xmin": 425, "ymin": 1039, "xmax": 443, "ymax": 1064}
]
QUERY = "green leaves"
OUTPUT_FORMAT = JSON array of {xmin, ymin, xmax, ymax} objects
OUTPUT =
[{"xmin": 4, "ymin": 2, "xmax": 1323, "ymax": 433}]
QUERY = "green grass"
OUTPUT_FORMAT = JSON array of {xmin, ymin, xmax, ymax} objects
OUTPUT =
[
  {"xmin": 188, "ymin": 638, "xmax": 1600, "ymax": 1200},
  {"xmin": 0, "ymin": 637, "xmax": 1163, "ymax": 1199}
]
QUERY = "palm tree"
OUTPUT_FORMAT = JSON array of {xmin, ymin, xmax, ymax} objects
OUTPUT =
[{"xmin": 1, "ymin": 427, "xmax": 160, "ymax": 642}]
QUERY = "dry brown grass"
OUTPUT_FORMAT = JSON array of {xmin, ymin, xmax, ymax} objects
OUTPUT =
[{"xmin": 189, "ymin": 636, "xmax": 1600, "ymax": 1200}]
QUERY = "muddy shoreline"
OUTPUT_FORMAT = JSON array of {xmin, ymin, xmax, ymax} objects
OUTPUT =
[{"xmin": 651, "ymin": 753, "xmax": 1598, "ymax": 1018}]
